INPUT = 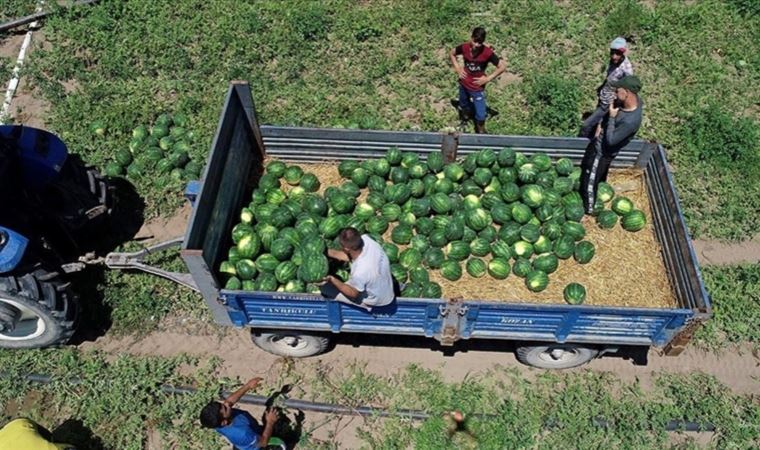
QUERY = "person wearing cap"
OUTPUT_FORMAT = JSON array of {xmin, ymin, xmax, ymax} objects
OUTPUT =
[
  {"xmin": 449, "ymin": 27, "xmax": 507, "ymax": 134},
  {"xmin": 579, "ymin": 74, "xmax": 643, "ymax": 214},
  {"xmin": 579, "ymin": 37, "xmax": 634, "ymax": 139}
]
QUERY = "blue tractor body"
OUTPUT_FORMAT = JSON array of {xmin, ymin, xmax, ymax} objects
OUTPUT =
[{"xmin": 0, "ymin": 227, "xmax": 28, "ymax": 273}]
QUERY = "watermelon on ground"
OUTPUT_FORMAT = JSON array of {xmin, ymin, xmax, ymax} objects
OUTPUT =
[
  {"xmin": 564, "ymin": 283, "xmax": 586, "ymax": 305},
  {"xmin": 621, "ymin": 210, "xmax": 647, "ymax": 232}
]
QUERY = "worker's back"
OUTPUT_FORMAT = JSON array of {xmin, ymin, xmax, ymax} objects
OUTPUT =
[{"xmin": 0, "ymin": 418, "xmax": 74, "ymax": 450}]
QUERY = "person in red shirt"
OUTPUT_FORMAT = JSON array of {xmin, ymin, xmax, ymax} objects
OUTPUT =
[{"xmin": 449, "ymin": 27, "xmax": 506, "ymax": 134}]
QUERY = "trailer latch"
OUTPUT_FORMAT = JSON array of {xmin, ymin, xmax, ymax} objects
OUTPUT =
[{"xmin": 437, "ymin": 297, "xmax": 466, "ymax": 346}]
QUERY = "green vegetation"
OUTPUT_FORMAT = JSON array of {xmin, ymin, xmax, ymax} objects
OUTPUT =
[
  {"xmin": 0, "ymin": 0, "xmax": 38, "ymax": 21},
  {"xmin": 696, "ymin": 264, "xmax": 760, "ymax": 349},
  {"xmin": 1, "ymin": 349, "xmax": 757, "ymax": 449},
  {"xmin": 16, "ymin": 0, "xmax": 758, "ymax": 239}
]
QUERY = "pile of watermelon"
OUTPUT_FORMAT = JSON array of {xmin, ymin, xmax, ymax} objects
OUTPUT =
[
  {"xmin": 219, "ymin": 147, "xmax": 647, "ymax": 305},
  {"xmin": 103, "ymin": 113, "xmax": 203, "ymax": 184}
]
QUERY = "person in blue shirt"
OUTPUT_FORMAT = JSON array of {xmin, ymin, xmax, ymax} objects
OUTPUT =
[{"xmin": 199, "ymin": 377, "xmax": 282, "ymax": 450}]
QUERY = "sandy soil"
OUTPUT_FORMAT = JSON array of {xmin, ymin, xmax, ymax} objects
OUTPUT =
[{"xmin": 692, "ymin": 237, "xmax": 760, "ymax": 265}]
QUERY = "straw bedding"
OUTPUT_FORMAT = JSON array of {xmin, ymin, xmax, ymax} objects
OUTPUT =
[{"xmin": 271, "ymin": 159, "xmax": 676, "ymax": 309}]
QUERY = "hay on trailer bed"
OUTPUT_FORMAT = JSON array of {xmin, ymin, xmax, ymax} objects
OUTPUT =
[{"xmin": 265, "ymin": 159, "xmax": 676, "ymax": 309}]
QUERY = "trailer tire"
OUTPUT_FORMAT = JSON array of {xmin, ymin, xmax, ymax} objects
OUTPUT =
[
  {"xmin": 0, "ymin": 270, "xmax": 78, "ymax": 349},
  {"xmin": 515, "ymin": 343, "xmax": 598, "ymax": 369},
  {"xmin": 251, "ymin": 330, "xmax": 330, "ymax": 358}
]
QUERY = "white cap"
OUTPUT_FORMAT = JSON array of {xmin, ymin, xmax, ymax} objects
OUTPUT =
[{"xmin": 610, "ymin": 37, "xmax": 627, "ymax": 50}]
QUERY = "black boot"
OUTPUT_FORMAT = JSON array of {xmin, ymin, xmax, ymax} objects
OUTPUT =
[
  {"xmin": 457, "ymin": 108, "xmax": 473, "ymax": 132},
  {"xmin": 475, "ymin": 120, "xmax": 486, "ymax": 134}
]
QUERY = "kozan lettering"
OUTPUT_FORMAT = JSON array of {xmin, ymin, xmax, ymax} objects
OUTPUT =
[
  {"xmin": 500, "ymin": 317, "xmax": 534, "ymax": 324},
  {"xmin": 261, "ymin": 307, "xmax": 317, "ymax": 315}
]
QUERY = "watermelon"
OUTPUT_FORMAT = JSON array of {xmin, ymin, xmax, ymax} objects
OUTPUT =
[
  {"xmin": 349, "ymin": 167, "xmax": 369, "ymax": 187},
  {"xmin": 553, "ymin": 177, "xmax": 574, "ymax": 195},
  {"xmin": 611, "ymin": 197, "xmax": 635, "ymax": 215},
  {"xmin": 242, "ymin": 280, "xmax": 256, "ymax": 291},
  {"xmin": 530, "ymin": 154, "xmax": 552, "ymax": 172},
  {"xmin": 621, "ymin": 210, "xmax": 647, "ymax": 232},
  {"xmin": 390, "ymin": 264, "xmax": 408, "ymax": 284},
  {"xmin": 541, "ymin": 221, "xmax": 563, "ymax": 240},
  {"xmin": 341, "ymin": 181, "xmax": 362, "ymax": 198},
  {"xmin": 487, "ymin": 258, "xmax": 510, "ymax": 279},
  {"xmin": 443, "ymin": 163, "xmax": 465, "ymax": 182},
  {"xmin": 283, "ymin": 166, "xmax": 304, "ymax": 185},
  {"xmin": 446, "ymin": 241, "xmax": 470, "ymax": 261},
  {"xmin": 266, "ymin": 189, "xmax": 287, "ymax": 206},
  {"xmin": 491, "ymin": 203, "xmax": 512, "ymax": 225},
  {"xmin": 533, "ymin": 254, "xmax": 559, "ymax": 274},
  {"xmin": 303, "ymin": 195, "xmax": 328, "ymax": 217},
  {"xmin": 422, "ymin": 281, "xmax": 443, "ymax": 298},
  {"xmin": 225, "ymin": 277, "xmax": 242, "ymax": 290},
  {"xmin": 445, "ymin": 218, "xmax": 465, "ymax": 241},
  {"xmin": 462, "ymin": 194, "xmax": 481, "ymax": 210},
  {"xmin": 266, "ymin": 160, "xmax": 287, "ymax": 177},
  {"xmin": 502, "ymin": 183, "xmax": 523, "ymax": 203},
  {"xmin": 476, "ymin": 149, "xmax": 497, "ymax": 167},
  {"xmin": 320, "ymin": 216, "xmax": 344, "ymax": 239},
  {"xmin": 597, "ymin": 182, "xmax": 615, "ymax": 203},
  {"xmin": 512, "ymin": 259, "xmax": 532, "ymax": 278},
  {"xmin": 415, "ymin": 217, "xmax": 434, "ymax": 235},
  {"xmin": 300, "ymin": 173, "xmax": 321, "ymax": 192},
  {"xmin": 565, "ymin": 203, "xmax": 586, "ymax": 222},
  {"xmin": 367, "ymin": 192, "xmax": 386, "ymax": 210},
  {"xmin": 553, "ymin": 235, "xmax": 575, "ymax": 259},
  {"xmin": 563, "ymin": 221, "xmax": 586, "ymax": 241},
  {"xmin": 518, "ymin": 163, "xmax": 538, "ymax": 183},
  {"xmin": 478, "ymin": 225, "xmax": 498, "ymax": 242},
  {"xmin": 237, "ymin": 234, "xmax": 261, "ymax": 259},
  {"xmin": 525, "ymin": 270, "xmax": 549, "ymax": 292},
  {"xmin": 227, "ymin": 247, "xmax": 241, "ymax": 264},
  {"xmin": 297, "ymin": 253, "xmax": 329, "ymax": 282},
  {"xmin": 555, "ymin": 158, "xmax": 574, "ymax": 176},
  {"xmin": 407, "ymin": 266, "xmax": 429, "ymax": 284},
  {"xmin": 284, "ymin": 279, "xmax": 306, "ymax": 293},
  {"xmin": 497, "ymin": 148, "xmax": 516, "ymax": 167},
  {"xmin": 533, "ymin": 235, "xmax": 553, "ymax": 255},
  {"xmin": 384, "ymin": 147, "xmax": 401, "ymax": 165},
  {"xmin": 490, "ymin": 240, "xmax": 513, "ymax": 259},
  {"xmin": 462, "ymin": 227, "xmax": 477, "ymax": 243},
  {"xmin": 256, "ymin": 273, "xmax": 278, "ymax": 292},
  {"xmin": 381, "ymin": 203, "xmax": 402, "ymax": 222},
  {"xmin": 466, "ymin": 258, "xmax": 487, "ymax": 278},
  {"xmin": 574, "ymin": 241, "xmax": 595, "ymax": 264},
  {"xmin": 270, "ymin": 239, "xmax": 295, "ymax": 261},
  {"xmin": 390, "ymin": 167, "xmax": 409, "ymax": 184},
  {"xmin": 105, "ymin": 162, "xmax": 124, "ymax": 177},
  {"xmin": 151, "ymin": 124, "xmax": 169, "ymax": 138},
  {"xmin": 368, "ymin": 176, "xmax": 387, "ymax": 194},
  {"xmin": 512, "ymin": 241, "xmax": 534, "ymax": 259},
  {"xmin": 562, "ymin": 191, "xmax": 583, "ymax": 208},
  {"xmin": 401, "ymin": 282, "xmax": 422, "ymax": 298},
  {"xmin": 388, "ymin": 184, "xmax": 411, "ymax": 205},
  {"xmin": 511, "ymin": 203, "xmax": 533, "ymax": 224},
  {"xmin": 255, "ymin": 253, "xmax": 279, "ymax": 273},
  {"xmin": 354, "ymin": 202, "xmax": 376, "ymax": 221},
  {"xmin": 427, "ymin": 153, "xmax": 445, "ymax": 173},
  {"xmin": 401, "ymin": 153, "xmax": 420, "ymax": 169},
  {"xmin": 391, "ymin": 224, "xmax": 414, "ymax": 245},
  {"xmin": 536, "ymin": 171, "xmax": 556, "ymax": 189},
  {"xmin": 410, "ymin": 235, "xmax": 429, "ymax": 253},
  {"xmin": 270, "ymin": 206, "xmax": 294, "ymax": 228},
  {"xmin": 411, "ymin": 198, "xmax": 431, "ymax": 217},
  {"xmin": 596, "ymin": 210, "xmax": 619, "ymax": 229},
  {"xmin": 520, "ymin": 224, "xmax": 541, "ymax": 243},
  {"xmin": 408, "ymin": 163, "xmax": 428, "ymax": 179},
  {"xmin": 469, "ymin": 238, "xmax": 491, "ymax": 257},
  {"xmin": 472, "ymin": 167, "xmax": 493, "ymax": 187},
  {"xmin": 496, "ymin": 223, "xmax": 520, "ymax": 245},
  {"xmin": 274, "ymin": 260, "xmax": 298, "ymax": 283},
  {"xmin": 219, "ymin": 260, "xmax": 237, "ymax": 277},
  {"xmin": 399, "ymin": 248, "xmax": 423, "ymax": 270},
  {"xmin": 330, "ymin": 193, "xmax": 356, "ymax": 214},
  {"xmin": 461, "ymin": 153, "xmax": 478, "ymax": 173},
  {"xmin": 434, "ymin": 178, "xmax": 455, "ymax": 195},
  {"xmin": 563, "ymin": 283, "xmax": 587, "ymax": 305},
  {"xmin": 440, "ymin": 260, "xmax": 463, "ymax": 281},
  {"xmin": 408, "ymin": 179, "xmax": 426, "ymax": 197},
  {"xmin": 256, "ymin": 224, "xmax": 278, "ymax": 250},
  {"xmin": 498, "ymin": 167, "xmax": 518, "ymax": 185},
  {"xmin": 374, "ymin": 158, "xmax": 391, "ymax": 177},
  {"xmin": 430, "ymin": 193, "xmax": 452, "ymax": 214},
  {"xmin": 429, "ymin": 229, "xmax": 448, "ymax": 248},
  {"xmin": 466, "ymin": 208, "xmax": 492, "ymax": 231},
  {"xmin": 338, "ymin": 160, "xmax": 360, "ymax": 178},
  {"xmin": 432, "ymin": 215, "xmax": 450, "ymax": 230},
  {"xmin": 366, "ymin": 216, "xmax": 390, "ymax": 235},
  {"xmin": 155, "ymin": 158, "xmax": 173, "ymax": 175},
  {"xmin": 382, "ymin": 242, "xmax": 400, "ymax": 263},
  {"xmin": 423, "ymin": 248, "xmax": 445, "ymax": 269}
]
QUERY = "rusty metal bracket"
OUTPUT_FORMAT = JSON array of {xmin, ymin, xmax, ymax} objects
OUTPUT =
[
  {"xmin": 437, "ymin": 297, "xmax": 465, "ymax": 346},
  {"xmin": 662, "ymin": 316, "xmax": 706, "ymax": 356}
]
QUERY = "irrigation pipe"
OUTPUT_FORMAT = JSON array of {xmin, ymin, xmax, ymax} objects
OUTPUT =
[
  {"xmin": 0, "ymin": 0, "xmax": 101, "ymax": 122},
  {"xmin": 3, "ymin": 371, "xmax": 716, "ymax": 432},
  {"xmin": 0, "ymin": 0, "xmax": 101, "ymax": 33}
]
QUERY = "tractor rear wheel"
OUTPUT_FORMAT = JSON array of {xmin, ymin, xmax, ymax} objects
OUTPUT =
[{"xmin": 0, "ymin": 270, "xmax": 78, "ymax": 349}]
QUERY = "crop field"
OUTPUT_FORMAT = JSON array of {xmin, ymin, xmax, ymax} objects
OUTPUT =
[{"xmin": 1, "ymin": 0, "xmax": 759, "ymax": 449}]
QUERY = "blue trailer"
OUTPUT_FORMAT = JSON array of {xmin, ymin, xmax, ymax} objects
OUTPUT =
[{"xmin": 174, "ymin": 82, "xmax": 711, "ymax": 369}]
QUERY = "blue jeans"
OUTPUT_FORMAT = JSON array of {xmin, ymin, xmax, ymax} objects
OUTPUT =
[{"xmin": 458, "ymin": 85, "xmax": 487, "ymax": 121}]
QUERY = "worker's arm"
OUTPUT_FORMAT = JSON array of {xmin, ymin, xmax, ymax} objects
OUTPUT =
[
  {"xmin": 487, "ymin": 59, "xmax": 507, "ymax": 83},
  {"xmin": 327, "ymin": 248, "xmax": 349, "ymax": 262},
  {"xmin": 222, "ymin": 377, "xmax": 262, "ymax": 407},
  {"xmin": 603, "ymin": 102, "xmax": 639, "ymax": 147},
  {"xmin": 258, "ymin": 408, "xmax": 279, "ymax": 447},
  {"xmin": 325, "ymin": 275, "xmax": 361, "ymax": 300},
  {"xmin": 450, "ymin": 46, "xmax": 466, "ymax": 79}
]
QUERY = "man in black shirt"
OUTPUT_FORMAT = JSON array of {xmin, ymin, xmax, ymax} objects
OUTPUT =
[{"xmin": 580, "ymin": 75, "xmax": 643, "ymax": 214}]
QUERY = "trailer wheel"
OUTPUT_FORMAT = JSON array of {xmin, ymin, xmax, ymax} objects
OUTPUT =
[
  {"xmin": 515, "ymin": 343, "xmax": 598, "ymax": 369},
  {"xmin": 0, "ymin": 271, "xmax": 78, "ymax": 349},
  {"xmin": 251, "ymin": 330, "xmax": 330, "ymax": 358}
]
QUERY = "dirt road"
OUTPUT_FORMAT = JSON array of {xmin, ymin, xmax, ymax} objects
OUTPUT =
[{"xmin": 79, "ymin": 318, "xmax": 759, "ymax": 396}]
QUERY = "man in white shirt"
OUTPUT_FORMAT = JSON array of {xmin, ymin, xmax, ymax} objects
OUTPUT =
[{"xmin": 322, "ymin": 228, "xmax": 395, "ymax": 311}]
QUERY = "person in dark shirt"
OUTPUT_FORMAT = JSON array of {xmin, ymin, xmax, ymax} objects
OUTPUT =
[
  {"xmin": 199, "ymin": 377, "xmax": 283, "ymax": 450},
  {"xmin": 580, "ymin": 75, "xmax": 644, "ymax": 214},
  {"xmin": 449, "ymin": 27, "xmax": 506, "ymax": 134}
]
